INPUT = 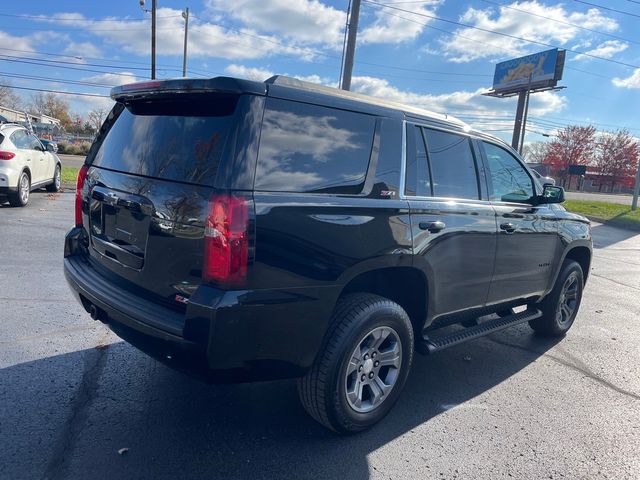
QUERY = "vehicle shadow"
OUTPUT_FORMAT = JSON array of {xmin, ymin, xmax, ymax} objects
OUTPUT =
[
  {"xmin": 591, "ymin": 222, "xmax": 639, "ymax": 249},
  {"xmin": 0, "ymin": 325, "xmax": 561, "ymax": 480}
]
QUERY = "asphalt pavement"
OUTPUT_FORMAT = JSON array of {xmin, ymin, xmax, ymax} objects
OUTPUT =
[
  {"xmin": 1, "ymin": 192, "xmax": 639, "ymax": 480},
  {"xmin": 565, "ymin": 190, "xmax": 634, "ymax": 206}
]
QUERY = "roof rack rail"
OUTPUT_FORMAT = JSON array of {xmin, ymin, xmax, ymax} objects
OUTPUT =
[{"xmin": 264, "ymin": 75, "xmax": 465, "ymax": 126}]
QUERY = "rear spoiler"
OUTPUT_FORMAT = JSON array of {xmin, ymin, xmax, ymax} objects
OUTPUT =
[{"xmin": 111, "ymin": 76, "xmax": 267, "ymax": 101}]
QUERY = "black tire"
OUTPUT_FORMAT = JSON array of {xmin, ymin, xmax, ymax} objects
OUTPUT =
[
  {"xmin": 529, "ymin": 260, "xmax": 584, "ymax": 336},
  {"xmin": 297, "ymin": 293, "xmax": 414, "ymax": 434},
  {"xmin": 46, "ymin": 164, "xmax": 61, "ymax": 192},
  {"xmin": 8, "ymin": 171, "xmax": 30, "ymax": 207}
]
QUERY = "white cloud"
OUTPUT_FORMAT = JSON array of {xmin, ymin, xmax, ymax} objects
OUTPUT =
[
  {"xmin": 81, "ymin": 72, "xmax": 139, "ymax": 87},
  {"xmin": 63, "ymin": 41, "xmax": 102, "ymax": 59},
  {"xmin": 0, "ymin": 31, "xmax": 35, "ymax": 53},
  {"xmin": 350, "ymin": 75, "xmax": 565, "ymax": 119},
  {"xmin": 360, "ymin": 2, "xmax": 440, "ymax": 45},
  {"xmin": 441, "ymin": 2, "xmax": 619, "ymax": 63},
  {"xmin": 35, "ymin": 9, "xmax": 322, "ymax": 63},
  {"xmin": 224, "ymin": 64, "xmax": 335, "ymax": 86},
  {"xmin": 205, "ymin": 0, "xmax": 345, "ymax": 47},
  {"xmin": 574, "ymin": 40, "xmax": 628, "ymax": 61},
  {"xmin": 224, "ymin": 65, "xmax": 274, "ymax": 81},
  {"xmin": 612, "ymin": 69, "xmax": 640, "ymax": 89}
]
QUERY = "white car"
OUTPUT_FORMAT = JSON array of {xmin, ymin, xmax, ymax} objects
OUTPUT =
[{"xmin": 0, "ymin": 124, "xmax": 62, "ymax": 207}]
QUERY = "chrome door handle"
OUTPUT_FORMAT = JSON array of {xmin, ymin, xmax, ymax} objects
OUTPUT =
[
  {"xmin": 500, "ymin": 222, "xmax": 517, "ymax": 233},
  {"xmin": 419, "ymin": 220, "xmax": 446, "ymax": 233}
]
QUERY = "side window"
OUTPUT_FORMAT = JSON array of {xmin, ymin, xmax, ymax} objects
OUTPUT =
[
  {"xmin": 404, "ymin": 125, "xmax": 431, "ymax": 197},
  {"xmin": 29, "ymin": 134, "xmax": 43, "ymax": 151},
  {"xmin": 423, "ymin": 128, "xmax": 479, "ymax": 200},
  {"xmin": 255, "ymin": 98, "xmax": 375, "ymax": 194},
  {"xmin": 482, "ymin": 142, "xmax": 534, "ymax": 203},
  {"xmin": 10, "ymin": 130, "xmax": 29, "ymax": 149}
]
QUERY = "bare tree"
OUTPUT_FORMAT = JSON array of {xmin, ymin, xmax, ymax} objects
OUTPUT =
[
  {"xmin": 521, "ymin": 141, "xmax": 549, "ymax": 164},
  {"xmin": 29, "ymin": 92, "xmax": 71, "ymax": 126},
  {"xmin": 0, "ymin": 79, "xmax": 23, "ymax": 110},
  {"xmin": 87, "ymin": 107, "xmax": 109, "ymax": 132},
  {"xmin": 594, "ymin": 129, "xmax": 639, "ymax": 192}
]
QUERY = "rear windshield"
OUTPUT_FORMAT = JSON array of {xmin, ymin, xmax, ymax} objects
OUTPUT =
[{"xmin": 92, "ymin": 96, "xmax": 238, "ymax": 186}]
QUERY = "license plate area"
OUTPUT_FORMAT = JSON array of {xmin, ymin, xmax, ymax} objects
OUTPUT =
[{"xmin": 89, "ymin": 186, "xmax": 152, "ymax": 270}]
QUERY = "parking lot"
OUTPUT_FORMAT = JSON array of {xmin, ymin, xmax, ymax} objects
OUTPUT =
[{"xmin": 1, "ymin": 191, "xmax": 639, "ymax": 479}]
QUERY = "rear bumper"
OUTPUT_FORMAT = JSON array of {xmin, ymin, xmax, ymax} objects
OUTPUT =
[{"xmin": 64, "ymin": 227, "xmax": 336, "ymax": 383}]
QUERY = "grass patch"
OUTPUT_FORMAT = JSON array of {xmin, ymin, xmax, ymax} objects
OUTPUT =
[
  {"xmin": 564, "ymin": 199, "xmax": 640, "ymax": 229},
  {"xmin": 61, "ymin": 166, "xmax": 79, "ymax": 185}
]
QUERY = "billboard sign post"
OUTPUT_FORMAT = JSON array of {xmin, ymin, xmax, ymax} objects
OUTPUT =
[{"xmin": 484, "ymin": 49, "xmax": 566, "ymax": 152}]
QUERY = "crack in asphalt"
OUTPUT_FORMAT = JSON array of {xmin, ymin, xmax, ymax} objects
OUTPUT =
[
  {"xmin": 42, "ymin": 334, "xmax": 110, "ymax": 480},
  {"xmin": 486, "ymin": 337, "xmax": 640, "ymax": 402}
]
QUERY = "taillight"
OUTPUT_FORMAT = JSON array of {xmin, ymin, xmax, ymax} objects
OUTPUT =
[
  {"xmin": 203, "ymin": 194, "xmax": 250, "ymax": 287},
  {"xmin": 75, "ymin": 165, "xmax": 89, "ymax": 226},
  {"xmin": 0, "ymin": 151, "xmax": 16, "ymax": 160}
]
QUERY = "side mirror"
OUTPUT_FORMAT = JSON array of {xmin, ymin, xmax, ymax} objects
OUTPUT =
[
  {"xmin": 46, "ymin": 143, "xmax": 56, "ymax": 152},
  {"xmin": 540, "ymin": 185, "xmax": 565, "ymax": 204}
]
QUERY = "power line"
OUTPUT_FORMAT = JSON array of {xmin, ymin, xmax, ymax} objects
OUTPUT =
[
  {"xmin": 362, "ymin": 0, "xmax": 640, "ymax": 69},
  {"xmin": 0, "ymin": 57, "xmax": 150, "ymax": 78},
  {"xmin": 0, "ymin": 13, "xmax": 181, "ymax": 23},
  {"xmin": 571, "ymin": 0, "xmax": 640, "ymax": 18},
  {"xmin": 0, "ymin": 71, "xmax": 112, "ymax": 88},
  {"xmin": 0, "ymin": 84, "xmax": 109, "ymax": 98},
  {"xmin": 480, "ymin": 0, "xmax": 640, "ymax": 46}
]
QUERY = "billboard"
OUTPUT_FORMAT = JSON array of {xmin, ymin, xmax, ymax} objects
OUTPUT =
[{"xmin": 492, "ymin": 48, "xmax": 565, "ymax": 93}]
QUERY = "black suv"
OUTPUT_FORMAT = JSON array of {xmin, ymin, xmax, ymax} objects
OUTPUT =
[{"xmin": 64, "ymin": 76, "xmax": 592, "ymax": 433}]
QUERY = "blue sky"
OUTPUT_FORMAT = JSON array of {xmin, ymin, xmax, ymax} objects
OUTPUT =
[{"xmin": 1, "ymin": 0, "xmax": 638, "ymax": 144}]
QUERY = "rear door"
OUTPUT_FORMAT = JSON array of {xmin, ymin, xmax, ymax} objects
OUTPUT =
[
  {"xmin": 27, "ymin": 134, "xmax": 48, "ymax": 183},
  {"xmin": 83, "ymin": 93, "xmax": 242, "ymax": 308},
  {"xmin": 478, "ymin": 140, "xmax": 561, "ymax": 304},
  {"xmin": 406, "ymin": 124, "xmax": 497, "ymax": 322}
]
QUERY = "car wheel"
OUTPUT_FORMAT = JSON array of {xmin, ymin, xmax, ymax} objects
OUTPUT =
[
  {"xmin": 9, "ymin": 172, "xmax": 30, "ymax": 207},
  {"xmin": 46, "ymin": 165, "xmax": 61, "ymax": 192},
  {"xmin": 529, "ymin": 260, "xmax": 584, "ymax": 336},
  {"xmin": 297, "ymin": 293, "xmax": 414, "ymax": 434}
]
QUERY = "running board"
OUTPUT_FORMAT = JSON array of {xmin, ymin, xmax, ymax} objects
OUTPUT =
[{"xmin": 417, "ymin": 308, "xmax": 542, "ymax": 354}]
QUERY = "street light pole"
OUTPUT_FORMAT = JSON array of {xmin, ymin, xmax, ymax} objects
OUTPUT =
[{"xmin": 182, "ymin": 8, "xmax": 189, "ymax": 77}]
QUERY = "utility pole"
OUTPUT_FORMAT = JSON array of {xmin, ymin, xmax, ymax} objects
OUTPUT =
[
  {"xmin": 151, "ymin": 0, "xmax": 157, "ymax": 79},
  {"xmin": 341, "ymin": 0, "xmax": 361, "ymax": 91},
  {"xmin": 632, "ymin": 158, "xmax": 640, "ymax": 211},
  {"xmin": 511, "ymin": 91, "xmax": 526, "ymax": 150},
  {"xmin": 140, "ymin": 0, "xmax": 157, "ymax": 79},
  {"xmin": 182, "ymin": 7, "xmax": 189, "ymax": 77},
  {"xmin": 518, "ymin": 75, "xmax": 533, "ymax": 154}
]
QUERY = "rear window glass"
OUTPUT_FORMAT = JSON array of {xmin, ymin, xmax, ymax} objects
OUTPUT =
[
  {"xmin": 92, "ymin": 96, "xmax": 238, "ymax": 185},
  {"xmin": 255, "ymin": 98, "xmax": 375, "ymax": 194}
]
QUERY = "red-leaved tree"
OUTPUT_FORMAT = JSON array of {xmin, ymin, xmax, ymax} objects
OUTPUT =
[
  {"xmin": 542, "ymin": 125, "xmax": 596, "ymax": 186},
  {"xmin": 594, "ymin": 129, "xmax": 639, "ymax": 191}
]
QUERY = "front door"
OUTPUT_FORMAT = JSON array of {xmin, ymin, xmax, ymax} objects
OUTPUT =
[
  {"xmin": 479, "ymin": 140, "xmax": 561, "ymax": 305},
  {"xmin": 406, "ymin": 124, "xmax": 497, "ymax": 323}
]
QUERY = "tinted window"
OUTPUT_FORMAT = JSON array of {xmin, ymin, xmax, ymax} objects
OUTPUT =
[
  {"xmin": 405, "ymin": 125, "xmax": 431, "ymax": 197},
  {"xmin": 255, "ymin": 99, "xmax": 375, "ymax": 193},
  {"xmin": 92, "ymin": 96, "xmax": 238, "ymax": 185},
  {"xmin": 423, "ymin": 129, "xmax": 478, "ymax": 200},
  {"xmin": 483, "ymin": 142, "xmax": 534, "ymax": 203},
  {"xmin": 11, "ymin": 130, "xmax": 30, "ymax": 149}
]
